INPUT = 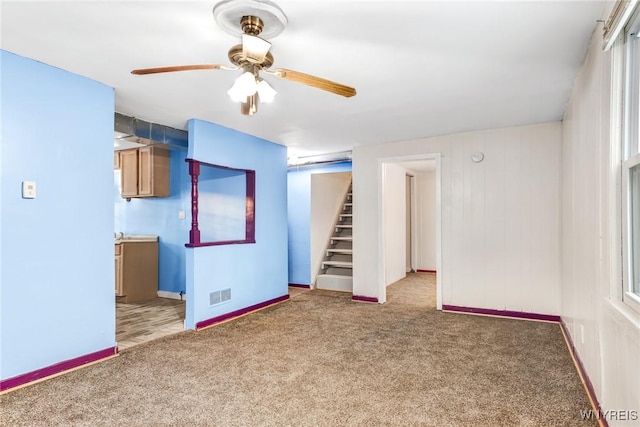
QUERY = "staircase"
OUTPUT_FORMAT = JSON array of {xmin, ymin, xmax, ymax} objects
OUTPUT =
[{"xmin": 316, "ymin": 184, "xmax": 353, "ymax": 292}]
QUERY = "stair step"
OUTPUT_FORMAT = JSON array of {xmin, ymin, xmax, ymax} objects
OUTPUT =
[
  {"xmin": 339, "ymin": 214, "xmax": 352, "ymax": 218},
  {"xmin": 322, "ymin": 260, "xmax": 353, "ymax": 269},
  {"xmin": 335, "ymin": 224, "xmax": 352, "ymax": 229},
  {"xmin": 327, "ymin": 249, "xmax": 353, "ymax": 255},
  {"xmin": 331, "ymin": 236, "xmax": 352, "ymax": 241},
  {"xmin": 344, "ymin": 203, "xmax": 353, "ymax": 207}
]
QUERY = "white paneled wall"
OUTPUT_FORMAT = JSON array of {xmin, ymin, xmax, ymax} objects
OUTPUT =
[
  {"xmin": 562, "ymin": 28, "xmax": 640, "ymax": 422},
  {"xmin": 383, "ymin": 163, "xmax": 407, "ymax": 285},
  {"xmin": 416, "ymin": 171, "xmax": 437, "ymax": 270},
  {"xmin": 353, "ymin": 122, "xmax": 561, "ymax": 312}
]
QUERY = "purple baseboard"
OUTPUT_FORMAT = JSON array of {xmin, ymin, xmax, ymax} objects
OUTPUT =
[
  {"xmin": 417, "ymin": 269, "xmax": 437, "ymax": 274},
  {"xmin": 0, "ymin": 346, "xmax": 118, "ymax": 393},
  {"xmin": 560, "ymin": 320, "xmax": 608, "ymax": 427},
  {"xmin": 196, "ymin": 294, "xmax": 290, "ymax": 330},
  {"xmin": 352, "ymin": 295, "xmax": 379, "ymax": 303},
  {"xmin": 288, "ymin": 283, "xmax": 311, "ymax": 289},
  {"xmin": 442, "ymin": 305, "xmax": 561, "ymax": 323}
]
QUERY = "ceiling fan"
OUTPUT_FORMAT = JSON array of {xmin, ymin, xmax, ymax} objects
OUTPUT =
[{"xmin": 131, "ymin": 0, "xmax": 356, "ymax": 116}]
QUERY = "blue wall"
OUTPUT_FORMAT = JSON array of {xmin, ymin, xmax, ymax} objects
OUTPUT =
[
  {"xmin": 114, "ymin": 149, "xmax": 189, "ymax": 293},
  {"xmin": 1, "ymin": 50, "xmax": 115, "ymax": 380},
  {"xmin": 185, "ymin": 119, "xmax": 288, "ymax": 329},
  {"xmin": 287, "ymin": 162, "xmax": 352, "ymax": 285}
]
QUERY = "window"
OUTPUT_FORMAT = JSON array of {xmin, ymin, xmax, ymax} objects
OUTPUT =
[
  {"xmin": 185, "ymin": 159, "xmax": 256, "ymax": 247},
  {"xmin": 622, "ymin": 7, "xmax": 640, "ymax": 310}
]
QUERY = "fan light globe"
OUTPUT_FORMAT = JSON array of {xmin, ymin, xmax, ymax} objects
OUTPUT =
[
  {"xmin": 227, "ymin": 71, "xmax": 258, "ymax": 102},
  {"xmin": 257, "ymin": 79, "xmax": 277, "ymax": 103},
  {"xmin": 227, "ymin": 87, "xmax": 247, "ymax": 103}
]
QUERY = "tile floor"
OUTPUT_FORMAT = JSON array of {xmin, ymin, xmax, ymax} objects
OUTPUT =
[{"xmin": 116, "ymin": 297, "xmax": 185, "ymax": 351}]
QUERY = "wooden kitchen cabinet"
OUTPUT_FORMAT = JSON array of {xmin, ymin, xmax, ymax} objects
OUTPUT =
[
  {"xmin": 120, "ymin": 149, "xmax": 138, "ymax": 196},
  {"xmin": 115, "ymin": 240, "xmax": 158, "ymax": 303},
  {"xmin": 119, "ymin": 147, "xmax": 170, "ymax": 198}
]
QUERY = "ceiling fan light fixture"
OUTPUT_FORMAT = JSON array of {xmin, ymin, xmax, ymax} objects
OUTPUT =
[
  {"xmin": 135, "ymin": 1, "xmax": 356, "ymax": 116},
  {"xmin": 257, "ymin": 79, "xmax": 277, "ymax": 103},
  {"xmin": 227, "ymin": 71, "xmax": 258, "ymax": 102}
]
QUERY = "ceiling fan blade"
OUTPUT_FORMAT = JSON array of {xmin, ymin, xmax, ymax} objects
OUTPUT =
[
  {"xmin": 131, "ymin": 64, "xmax": 232, "ymax": 75},
  {"xmin": 242, "ymin": 34, "xmax": 271, "ymax": 63},
  {"xmin": 268, "ymin": 68, "xmax": 356, "ymax": 98}
]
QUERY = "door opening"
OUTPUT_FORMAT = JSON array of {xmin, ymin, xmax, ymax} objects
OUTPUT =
[
  {"xmin": 379, "ymin": 154, "xmax": 442, "ymax": 309},
  {"xmin": 114, "ymin": 148, "xmax": 186, "ymax": 351}
]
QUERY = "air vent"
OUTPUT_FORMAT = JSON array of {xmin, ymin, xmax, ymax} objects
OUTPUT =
[
  {"xmin": 221, "ymin": 288, "xmax": 231, "ymax": 302},
  {"xmin": 209, "ymin": 288, "xmax": 232, "ymax": 306}
]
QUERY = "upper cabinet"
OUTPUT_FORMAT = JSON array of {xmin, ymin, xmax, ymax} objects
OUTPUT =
[{"xmin": 119, "ymin": 147, "xmax": 170, "ymax": 198}]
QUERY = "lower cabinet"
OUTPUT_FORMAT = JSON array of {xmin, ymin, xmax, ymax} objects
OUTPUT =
[{"xmin": 115, "ymin": 241, "xmax": 158, "ymax": 303}]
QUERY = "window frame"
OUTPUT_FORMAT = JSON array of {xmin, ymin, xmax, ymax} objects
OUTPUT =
[
  {"xmin": 184, "ymin": 158, "xmax": 256, "ymax": 248},
  {"xmin": 621, "ymin": 6, "xmax": 640, "ymax": 313}
]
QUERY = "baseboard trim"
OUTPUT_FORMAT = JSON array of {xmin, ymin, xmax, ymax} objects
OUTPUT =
[
  {"xmin": 0, "ymin": 346, "xmax": 118, "ymax": 393},
  {"xmin": 196, "ymin": 294, "xmax": 290, "ymax": 330},
  {"xmin": 288, "ymin": 283, "xmax": 311, "ymax": 289},
  {"xmin": 442, "ymin": 305, "xmax": 561, "ymax": 323},
  {"xmin": 417, "ymin": 269, "xmax": 437, "ymax": 274},
  {"xmin": 352, "ymin": 295, "xmax": 379, "ymax": 303},
  {"xmin": 157, "ymin": 290, "xmax": 187, "ymax": 301},
  {"xmin": 559, "ymin": 320, "xmax": 608, "ymax": 427}
]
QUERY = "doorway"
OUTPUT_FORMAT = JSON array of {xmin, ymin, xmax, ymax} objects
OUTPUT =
[
  {"xmin": 379, "ymin": 154, "xmax": 442, "ymax": 309},
  {"xmin": 113, "ymin": 147, "xmax": 187, "ymax": 350}
]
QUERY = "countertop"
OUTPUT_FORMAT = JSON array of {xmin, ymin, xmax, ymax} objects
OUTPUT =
[{"xmin": 115, "ymin": 235, "xmax": 158, "ymax": 244}]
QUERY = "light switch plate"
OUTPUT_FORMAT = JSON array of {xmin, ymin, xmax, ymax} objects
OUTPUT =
[
  {"xmin": 178, "ymin": 210, "xmax": 186, "ymax": 219},
  {"xmin": 22, "ymin": 181, "xmax": 36, "ymax": 199}
]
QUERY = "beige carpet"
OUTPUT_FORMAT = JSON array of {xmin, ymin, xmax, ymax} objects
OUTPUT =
[{"xmin": 1, "ymin": 273, "xmax": 595, "ymax": 426}]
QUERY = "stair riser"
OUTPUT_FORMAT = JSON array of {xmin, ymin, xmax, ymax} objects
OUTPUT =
[
  {"xmin": 330, "ymin": 241, "xmax": 352, "ymax": 250},
  {"xmin": 326, "ymin": 250, "xmax": 353, "ymax": 256},
  {"xmin": 316, "ymin": 275, "xmax": 352, "ymax": 292},
  {"xmin": 322, "ymin": 261, "xmax": 353, "ymax": 270}
]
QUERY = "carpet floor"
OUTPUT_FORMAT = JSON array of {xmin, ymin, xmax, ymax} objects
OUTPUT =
[{"xmin": 0, "ymin": 273, "xmax": 595, "ymax": 426}]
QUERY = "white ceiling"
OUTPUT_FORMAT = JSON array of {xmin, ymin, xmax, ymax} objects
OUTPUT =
[{"xmin": 1, "ymin": 1, "xmax": 605, "ymax": 157}]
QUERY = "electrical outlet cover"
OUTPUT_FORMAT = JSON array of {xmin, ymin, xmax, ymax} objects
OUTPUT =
[{"xmin": 22, "ymin": 181, "xmax": 36, "ymax": 199}]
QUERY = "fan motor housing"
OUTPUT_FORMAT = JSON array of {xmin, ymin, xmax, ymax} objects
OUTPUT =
[
  {"xmin": 228, "ymin": 44, "xmax": 274, "ymax": 68},
  {"xmin": 241, "ymin": 16, "xmax": 263, "ymax": 35}
]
